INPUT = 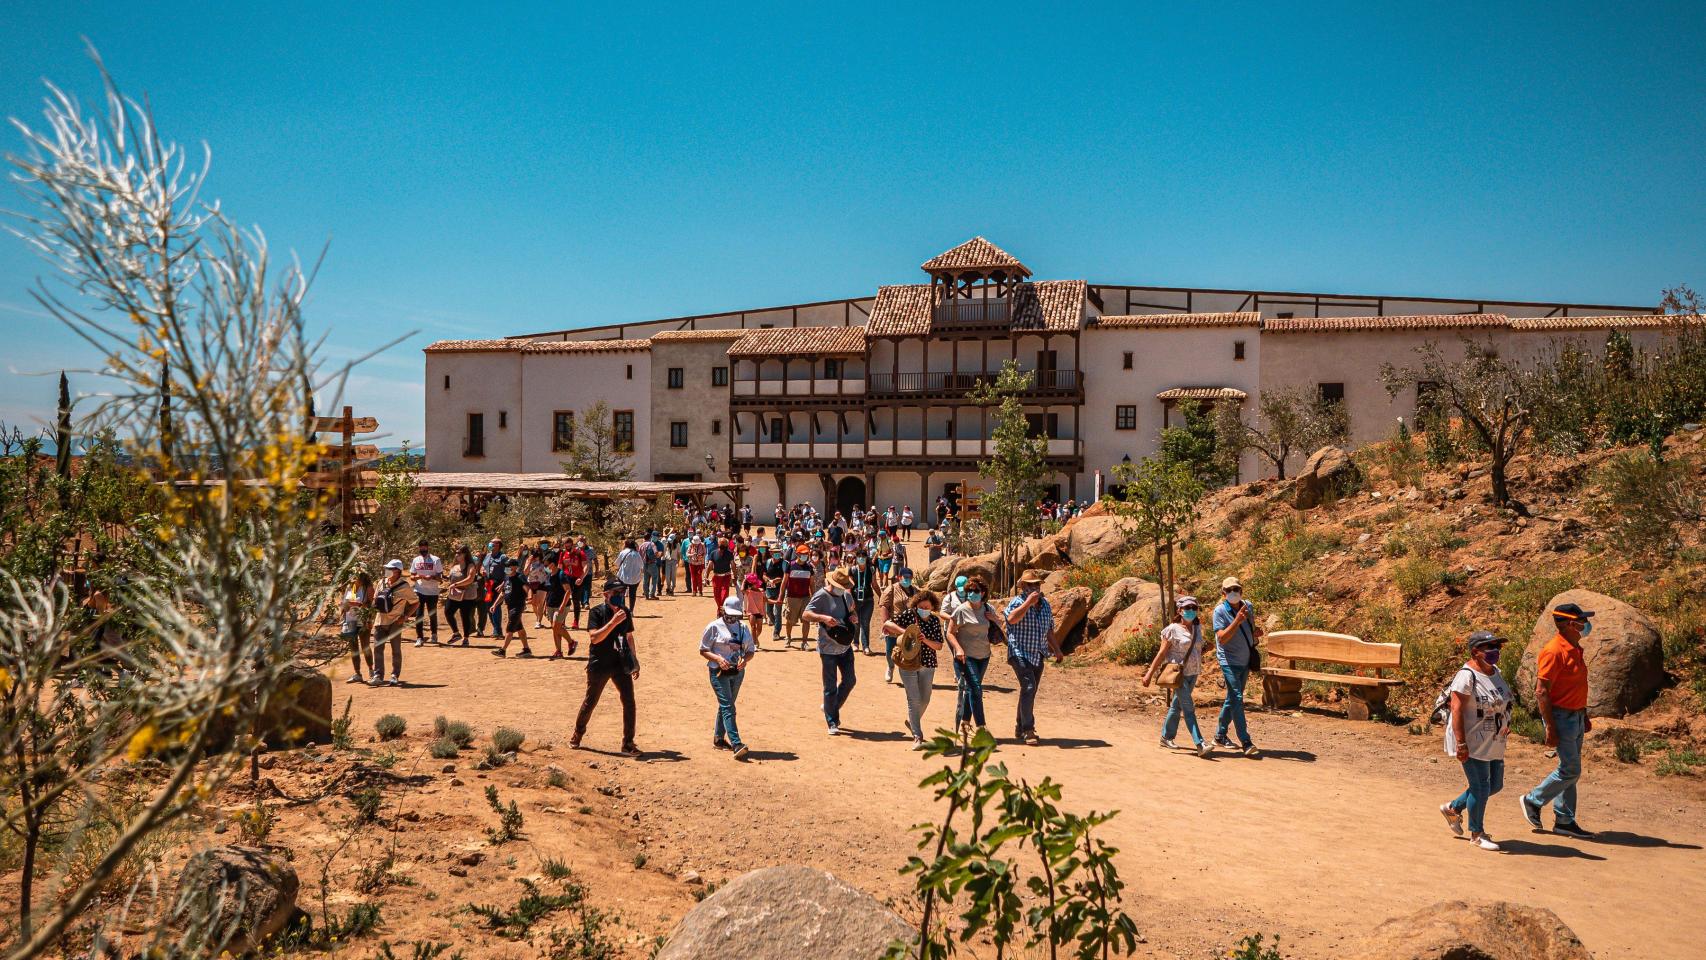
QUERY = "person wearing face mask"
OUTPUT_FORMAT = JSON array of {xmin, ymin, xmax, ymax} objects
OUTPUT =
[
  {"xmin": 947, "ymin": 576, "xmax": 994, "ymax": 736},
  {"xmin": 1143, "ymin": 596, "xmax": 1212, "ymax": 757},
  {"xmin": 370, "ymin": 560, "xmax": 419, "ymax": 686},
  {"xmin": 884, "ymin": 589, "xmax": 945, "ymax": 749},
  {"xmin": 1438, "ymin": 631, "xmax": 1514, "ymax": 851},
  {"xmin": 879, "ymin": 567, "xmax": 918, "ymax": 683},
  {"xmin": 481, "ymin": 538, "xmax": 509, "ymax": 638},
  {"xmin": 943, "ymin": 575, "xmax": 969, "ymax": 618},
  {"xmin": 701, "ymin": 596, "xmax": 758, "ymax": 760},
  {"xmin": 1211, "ymin": 577, "xmax": 1262, "ymax": 758},
  {"xmin": 1001, "ymin": 569, "xmax": 1058, "ymax": 745},
  {"xmin": 409, "ymin": 539, "xmax": 444, "ymax": 646},
  {"xmin": 805, "ymin": 568, "xmax": 860, "ymax": 735},
  {"xmin": 1520, "ymin": 603, "xmax": 1597, "ymax": 839},
  {"xmin": 849, "ymin": 551, "xmax": 876, "ymax": 655},
  {"xmin": 571, "ymin": 578, "xmax": 643, "ymax": 757}
]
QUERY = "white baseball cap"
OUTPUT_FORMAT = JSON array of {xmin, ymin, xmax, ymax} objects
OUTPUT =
[
  {"xmin": 384, "ymin": 559, "xmax": 405, "ymax": 570},
  {"xmin": 722, "ymin": 596, "xmax": 744, "ymax": 616}
]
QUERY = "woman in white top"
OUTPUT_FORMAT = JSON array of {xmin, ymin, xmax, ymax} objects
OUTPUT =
[
  {"xmin": 1141, "ymin": 595, "xmax": 1212, "ymax": 758},
  {"xmin": 1440, "ymin": 631, "xmax": 1514, "ymax": 851},
  {"xmin": 340, "ymin": 572, "xmax": 375, "ymax": 683},
  {"xmin": 701, "ymin": 596, "xmax": 759, "ymax": 760}
]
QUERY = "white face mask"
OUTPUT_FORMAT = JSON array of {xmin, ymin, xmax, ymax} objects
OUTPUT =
[{"xmin": 1227, "ymin": 590, "xmax": 1243, "ymax": 605}]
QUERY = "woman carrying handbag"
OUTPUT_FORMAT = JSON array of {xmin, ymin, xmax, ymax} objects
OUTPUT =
[{"xmin": 1142, "ymin": 595, "xmax": 1213, "ymax": 758}]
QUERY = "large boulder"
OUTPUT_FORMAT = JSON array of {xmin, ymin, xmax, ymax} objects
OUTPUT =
[
  {"xmin": 1515, "ymin": 590, "xmax": 1666, "ymax": 717},
  {"xmin": 175, "ymin": 845, "xmax": 299, "ymax": 953},
  {"xmin": 1294, "ymin": 445, "xmax": 1361, "ymax": 509},
  {"xmin": 1044, "ymin": 586, "xmax": 1091, "ymax": 642},
  {"xmin": 1015, "ymin": 532, "xmax": 1068, "ymax": 573},
  {"xmin": 920, "ymin": 554, "xmax": 959, "ymax": 593},
  {"xmin": 1041, "ymin": 569, "xmax": 1072, "ymax": 595},
  {"xmin": 258, "ymin": 661, "xmax": 333, "ymax": 746},
  {"xmin": 658, "ymin": 865, "xmax": 911, "ymax": 960},
  {"xmin": 1064, "ymin": 515, "xmax": 1129, "ymax": 564},
  {"xmin": 952, "ymin": 550, "xmax": 1002, "ymax": 589},
  {"xmin": 1088, "ymin": 577, "xmax": 1155, "ymax": 631},
  {"xmin": 1350, "ymin": 899, "xmax": 1592, "ymax": 960},
  {"xmin": 1101, "ymin": 583, "xmax": 1164, "ymax": 646}
]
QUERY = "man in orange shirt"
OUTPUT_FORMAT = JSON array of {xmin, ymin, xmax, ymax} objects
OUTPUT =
[{"xmin": 1521, "ymin": 602, "xmax": 1595, "ymax": 839}]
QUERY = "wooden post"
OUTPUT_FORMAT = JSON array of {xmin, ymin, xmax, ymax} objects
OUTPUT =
[{"xmin": 340, "ymin": 405, "xmax": 354, "ymax": 534}]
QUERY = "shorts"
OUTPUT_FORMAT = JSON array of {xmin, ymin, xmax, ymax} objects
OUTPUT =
[
  {"xmin": 784, "ymin": 595, "xmax": 808, "ymax": 627},
  {"xmin": 549, "ymin": 600, "xmax": 569, "ymax": 623},
  {"xmin": 877, "ymin": 558, "xmax": 892, "ymax": 573}
]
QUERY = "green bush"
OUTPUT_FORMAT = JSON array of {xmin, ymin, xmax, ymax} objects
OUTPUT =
[
  {"xmin": 351, "ymin": 786, "xmax": 383, "ymax": 824},
  {"xmin": 493, "ymin": 727, "xmax": 526, "ymax": 754},
  {"xmin": 429, "ymin": 737, "xmax": 460, "ymax": 759},
  {"xmin": 444, "ymin": 720, "xmax": 475, "ymax": 748},
  {"xmin": 1657, "ymin": 747, "xmax": 1706, "ymax": 777},
  {"xmin": 1590, "ymin": 451, "xmax": 1703, "ymax": 560},
  {"xmin": 1106, "ymin": 625, "xmax": 1161, "ymax": 667},
  {"xmin": 375, "ymin": 714, "xmax": 407, "ymax": 741}
]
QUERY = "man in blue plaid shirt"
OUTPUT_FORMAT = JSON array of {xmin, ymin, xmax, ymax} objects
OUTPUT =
[{"xmin": 1002, "ymin": 569, "xmax": 1059, "ymax": 745}]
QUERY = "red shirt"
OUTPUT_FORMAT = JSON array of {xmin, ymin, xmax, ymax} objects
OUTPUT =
[{"xmin": 1536, "ymin": 633, "xmax": 1588, "ymax": 712}]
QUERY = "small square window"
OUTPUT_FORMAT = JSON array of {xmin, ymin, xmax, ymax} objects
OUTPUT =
[
  {"xmin": 824, "ymin": 358, "xmax": 841, "ymax": 379},
  {"xmin": 626, "ymin": 364, "xmax": 633, "ymax": 380},
  {"xmin": 1122, "ymin": 352, "xmax": 1133, "ymax": 370},
  {"xmin": 667, "ymin": 367, "xmax": 684, "ymax": 389},
  {"xmin": 711, "ymin": 366, "xmax": 729, "ymax": 387},
  {"xmin": 1318, "ymin": 382, "xmax": 1345, "ymax": 405},
  {"xmin": 670, "ymin": 421, "xmax": 688, "ymax": 448},
  {"xmin": 1115, "ymin": 405, "xmax": 1137, "ymax": 430},
  {"xmin": 551, "ymin": 411, "xmax": 574, "ymax": 451},
  {"xmin": 498, "ymin": 410, "xmax": 507, "ymax": 430},
  {"xmin": 613, "ymin": 410, "xmax": 635, "ymax": 452},
  {"xmin": 1276, "ymin": 312, "xmax": 1294, "ymax": 320},
  {"xmin": 1234, "ymin": 341, "xmax": 1246, "ymax": 360},
  {"xmin": 443, "ymin": 374, "xmax": 450, "ymax": 390},
  {"xmin": 712, "ymin": 418, "xmax": 722, "ymax": 436}
]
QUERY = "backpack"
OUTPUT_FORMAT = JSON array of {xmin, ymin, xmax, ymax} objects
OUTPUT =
[
  {"xmin": 1429, "ymin": 666, "xmax": 1477, "ymax": 726},
  {"xmin": 891, "ymin": 624, "xmax": 924, "ymax": 671}
]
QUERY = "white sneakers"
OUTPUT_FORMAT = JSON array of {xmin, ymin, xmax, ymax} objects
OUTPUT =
[
  {"xmin": 1159, "ymin": 737, "xmax": 1179, "ymax": 750},
  {"xmin": 1440, "ymin": 803, "xmax": 1464, "ymax": 837},
  {"xmin": 1471, "ymin": 835, "xmax": 1501, "ymax": 851}
]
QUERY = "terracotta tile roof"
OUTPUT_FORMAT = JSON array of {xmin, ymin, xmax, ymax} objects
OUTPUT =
[
  {"xmin": 921, "ymin": 236, "xmax": 1031, "ymax": 276},
  {"xmin": 423, "ymin": 339, "xmax": 522, "ymax": 353},
  {"xmin": 865, "ymin": 284, "xmax": 939, "ymax": 337},
  {"xmin": 521, "ymin": 339, "xmax": 652, "ymax": 353},
  {"xmin": 650, "ymin": 328, "xmax": 748, "ymax": 341},
  {"xmin": 726, "ymin": 326, "xmax": 867, "ymax": 357},
  {"xmin": 1096, "ymin": 312, "xmax": 1262, "ymax": 329},
  {"xmin": 1010, "ymin": 280, "xmax": 1089, "ymax": 332},
  {"xmin": 1508, "ymin": 313, "xmax": 1686, "ymax": 331},
  {"xmin": 1262, "ymin": 313, "xmax": 1509, "ymax": 333},
  {"xmin": 1157, "ymin": 386, "xmax": 1248, "ymax": 402}
]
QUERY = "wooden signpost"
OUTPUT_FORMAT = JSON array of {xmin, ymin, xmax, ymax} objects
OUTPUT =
[{"xmin": 305, "ymin": 405, "xmax": 381, "ymax": 532}]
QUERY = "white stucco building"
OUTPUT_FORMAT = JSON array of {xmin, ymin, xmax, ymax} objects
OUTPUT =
[{"xmin": 424, "ymin": 236, "xmax": 1681, "ymax": 522}]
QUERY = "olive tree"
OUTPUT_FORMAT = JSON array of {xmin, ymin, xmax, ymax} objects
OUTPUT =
[
  {"xmin": 1380, "ymin": 340, "xmax": 1535, "ymax": 509},
  {"xmin": 968, "ymin": 361, "xmax": 1050, "ymax": 590},
  {"xmin": 1216, "ymin": 387, "xmax": 1348, "ymax": 480},
  {"xmin": 1106, "ymin": 456, "xmax": 1203, "ymax": 617}
]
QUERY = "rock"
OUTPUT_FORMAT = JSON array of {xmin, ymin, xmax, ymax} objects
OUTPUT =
[
  {"xmin": 1015, "ymin": 532, "xmax": 1068, "ymax": 573},
  {"xmin": 1101, "ymin": 585, "xmax": 1164, "ymax": 646},
  {"xmin": 1088, "ymin": 578, "xmax": 1154, "ymax": 631},
  {"xmin": 1044, "ymin": 586, "xmax": 1091, "ymax": 641},
  {"xmin": 657, "ymin": 865, "xmax": 911, "ymax": 960},
  {"xmin": 457, "ymin": 851, "xmax": 485, "ymax": 866},
  {"xmin": 952, "ymin": 550, "xmax": 1002, "ymax": 589},
  {"xmin": 257, "ymin": 661, "xmax": 333, "ymax": 747},
  {"xmin": 1294, "ymin": 445, "xmax": 1362, "ymax": 509},
  {"xmin": 450, "ymin": 777, "xmax": 464, "ymax": 786},
  {"xmin": 448, "ymin": 866, "xmax": 468, "ymax": 878},
  {"xmin": 1064, "ymin": 515, "xmax": 1129, "ymax": 563},
  {"xmin": 1515, "ymin": 590, "xmax": 1666, "ymax": 717},
  {"xmin": 1041, "ymin": 569, "xmax": 1072, "ymax": 595},
  {"xmin": 441, "ymin": 764, "xmax": 456, "ymax": 773},
  {"xmin": 1221, "ymin": 494, "xmax": 1266, "ymax": 527},
  {"xmin": 920, "ymin": 554, "xmax": 958, "ymax": 593},
  {"xmin": 1350, "ymin": 899, "xmax": 1592, "ymax": 960},
  {"xmin": 680, "ymin": 869, "xmax": 703, "ymax": 885},
  {"xmin": 174, "ymin": 845, "xmax": 299, "ymax": 953}
]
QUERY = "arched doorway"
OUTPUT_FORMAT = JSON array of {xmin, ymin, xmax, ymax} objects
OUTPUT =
[{"xmin": 835, "ymin": 476, "xmax": 866, "ymax": 518}]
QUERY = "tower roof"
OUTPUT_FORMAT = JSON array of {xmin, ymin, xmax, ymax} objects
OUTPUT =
[{"xmin": 921, "ymin": 236, "xmax": 1031, "ymax": 277}]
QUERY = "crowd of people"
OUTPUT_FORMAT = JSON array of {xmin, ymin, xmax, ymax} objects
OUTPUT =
[{"xmin": 336, "ymin": 496, "xmax": 1605, "ymax": 852}]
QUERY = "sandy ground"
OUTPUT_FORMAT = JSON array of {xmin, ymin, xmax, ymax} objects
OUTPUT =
[{"xmin": 338, "ymin": 587, "xmax": 1706, "ymax": 959}]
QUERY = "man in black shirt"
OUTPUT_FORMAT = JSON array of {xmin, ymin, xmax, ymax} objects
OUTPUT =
[{"xmin": 572, "ymin": 578, "xmax": 641, "ymax": 757}]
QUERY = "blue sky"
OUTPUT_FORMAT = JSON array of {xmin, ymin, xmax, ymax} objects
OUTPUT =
[{"xmin": 3, "ymin": 1, "xmax": 1704, "ymax": 446}]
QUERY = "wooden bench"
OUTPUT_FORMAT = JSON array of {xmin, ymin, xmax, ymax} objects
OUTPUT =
[{"xmin": 1260, "ymin": 630, "xmax": 1404, "ymax": 720}]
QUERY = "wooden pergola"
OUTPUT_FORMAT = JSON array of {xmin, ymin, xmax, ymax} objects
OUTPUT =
[{"xmin": 412, "ymin": 473, "xmax": 748, "ymax": 515}]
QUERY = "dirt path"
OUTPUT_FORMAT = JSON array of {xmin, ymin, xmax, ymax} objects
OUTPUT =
[{"xmin": 342, "ymin": 590, "xmax": 1706, "ymax": 958}]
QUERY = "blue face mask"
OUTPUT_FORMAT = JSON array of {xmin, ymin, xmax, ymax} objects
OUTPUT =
[
  {"xmin": 1578, "ymin": 620, "xmax": 1593, "ymax": 638},
  {"xmin": 1182, "ymin": 609, "xmax": 1198, "ymax": 621},
  {"xmin": 966, "ymin": 592, "xmax": 983, "ymax": 603},
  {"xmin": 900, "ymin": 577, "xmax": 912, "ymax": 587}
]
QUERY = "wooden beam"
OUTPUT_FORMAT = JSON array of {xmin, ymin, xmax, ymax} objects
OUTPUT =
[{"xmin": 310, "ymin": 415, "xmax": 378, "ymax": 433}]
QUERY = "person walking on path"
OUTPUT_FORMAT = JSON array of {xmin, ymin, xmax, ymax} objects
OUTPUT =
[
  {"xmin": 686, "ymin": 534, "xmax": 707, "ymax": 597},
  {"xmin": 947, "ymin": 575, "xmax": 994, "ymax": 736},
  {"xmin": 569, "ymin": 579, "xmax": 642, "ymax": 757},
  {"xmin": 884, "ymin": 588, "xmax": 945, "ymax": 749},
  {"xmin": 783, "ymin": 545, "xmax": 815, "ymax": 650},
  {"xmin": 1000, "ymin": 569, "xmax": 1057, "ymax": 745},
  {"xmin": 409, "ymin": 539, "xmax": 444, "ymax": 645},
  {"xmin": 709, "ymin": 535, "xmax": 736, "ymax": 610},
  {"xmin": 562, "ymin": 537, "xmax": 593, "ymax": 630},
  {"xmin": 444, "ymin": 546, "xmax": 477, "ymax": 645},
  {"xmin": 702, "ymin": 596, "xmax": 759, "ymax": 760},
  {"xmin": 805, "ymin": 568, "xmax": 860, "ymax": 735},
  {"xmin": 849, "ymin": 552, "xmax": 876, "ymax": 654},
  {"xmin": 615, "ymin": 539, "xmax": 644, "ymax": 611},
  {"xmin": 525, "ymin": 548, "xmax": 550, "ymax": 628},
  {"xmin": 543, "ymin": 553, "xmax": 576, "ymax": 658},
  {"xmin": 741, "ymin": 572, "xmax": 767, "ymax": 644},
  {"xmin": 1521, "ymin": 603, "xmax": 1597, "ymax": 839},
  {"xmin": 495, "ymin": 559, "xmax": 534, "ymax": 657},
  {"xmin": 1211, "ymin": 576, "xmax": 1262, "ymax": 757},
  {"xmin": 1142, "ymin": 595, "xmax": 1212, "ymax": 758},
  {"xmin": 340, "ymin": 572, "xmax": 376, "ymax": 683},
  {"xmin": 480, "ymin": 538, "xmax": 509, "ymax": 638},
  {"xmin": 370, "ymin": 559, "xmax": 419, "ymax": 686},
  {"xmin": 761, "ymin": 544, "xmax": 786, "ymax": 637},
  {"xmin": 662, "ymin": 530, "xmax": 680, "ymax": 595},
  {"xmin": 878, "ymin": 566, "xmax": 918, "ymax": 683},
  {"xmin": 1440, "ymin": 631, "xmax": 1514, "ymax": 851}
]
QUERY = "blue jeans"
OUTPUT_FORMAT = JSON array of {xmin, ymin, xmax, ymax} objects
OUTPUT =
[
  {"xmin": 1164, "ymin": 672, "xmax": 1204, "ymax": 747},
  {"xmin": 1527, "ymin": 708, "xmax": 1586, "ymax": 822},
  {"xmin": 954, "ymin": 656, "xmax": 989, "ymax": 727},
  {"xmin": 1010, "ymin": 657, "xmax": 1044, "ymax": 737},
  {"xmin": 1452, "ymin": 758, "xmax": 1505, "ymax": 835},
  {"xmin": 663, "ymin": 558, "xmax": 678, "ymax": 594},
  {"xmin": 643, "ymin": 564, "xmax": 661, "ymax": 599},
  {"xmin": 820, "ymin": 650, "xmax": 856, "ymax": 727},
  {"xmin": 709, "ymin": 667, "xmax": 746, "ymax": 748},
  {"xmin": 486, "ymin": 598, "xmax": 504, "ymax": 636},
  {"xmin": 856, "ymin": 601, "xmax": 874, "ymax": 652},
  {"xmin": 1216, "ymin": 662, "xmax": 1252, "ymax": 747},
  {"xmin": 767, "ymin": 598, "xmax": 782, "ymax": 632}
]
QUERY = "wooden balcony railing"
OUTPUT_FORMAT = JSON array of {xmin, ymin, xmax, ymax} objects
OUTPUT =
[
  {"xmin": 867, "ymin": 369, "xmax": 1081, "ymax": 397},
  {"xmin": 933, "ymin": 298, "xmax": 1011, "ymax": 327}
]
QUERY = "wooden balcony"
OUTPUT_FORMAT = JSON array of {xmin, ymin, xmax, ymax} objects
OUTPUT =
[
  {"xmin": 933, "ymin": 297, "xmax": 1010, "ymax": 329},
  {"xmin": 730, "ymin": 377, "xmax": 865, "ymax": 405},
  {"xmin": 866, "ymin": 368, "xmax": 1082, "ymax": 402}
]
